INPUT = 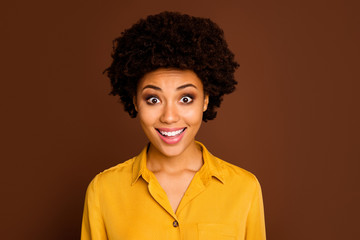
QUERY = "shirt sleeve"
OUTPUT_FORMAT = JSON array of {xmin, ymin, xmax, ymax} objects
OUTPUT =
[
  {"xmin": 245, "ymin": 176, "xmax": 266, "ymax": 240},
  {"xmin": 81, "ymin": 176, "xmax": 107, "ymax": 240}
]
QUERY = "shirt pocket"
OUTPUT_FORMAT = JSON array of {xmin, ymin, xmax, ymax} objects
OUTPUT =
[{"xmin": 197, "ymin": 223, "xmax": 237, "ymax": 240}]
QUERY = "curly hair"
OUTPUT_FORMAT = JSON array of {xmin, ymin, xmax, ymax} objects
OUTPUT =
[{"xmin": 105, "ymin": 11, "xmax": 239, "ymax": 121}]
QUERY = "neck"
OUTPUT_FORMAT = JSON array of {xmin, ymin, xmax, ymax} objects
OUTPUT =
[{"xmin": 146, "ymin": 141, "xmax": 203, "ymax": 174}]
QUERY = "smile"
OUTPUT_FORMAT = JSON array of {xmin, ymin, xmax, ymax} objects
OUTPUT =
[
  {"xmin": 156, "ymin": 128, "xmax": 186, "ymax": 144},
  {"xmin": 158, "ymin": 128, "xmax": 186, "ymax": 137}
]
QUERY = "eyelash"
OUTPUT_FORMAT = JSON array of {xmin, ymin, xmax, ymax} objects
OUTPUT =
[
  {"xmin": 180, "ymin": 95, "xmax": 194, "ymax": 104},
  {"xmin": 145, "ymin": 96, "xmax": 160, "ymax": 105},
  {"xmin": 144, "ymin": 94, "xmax": 194, "ymax": 105}
]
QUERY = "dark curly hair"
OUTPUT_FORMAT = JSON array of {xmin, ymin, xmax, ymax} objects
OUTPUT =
[{"xmin": 105, "ymin": 11, "xmax": 239, "ymax": 121}]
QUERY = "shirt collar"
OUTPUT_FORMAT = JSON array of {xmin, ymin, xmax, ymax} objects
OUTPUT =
[{"xmin": 131, "ymin": 141, "xmax": 225, "ymax": 186}]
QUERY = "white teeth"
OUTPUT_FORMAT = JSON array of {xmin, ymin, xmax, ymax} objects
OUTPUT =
[{"xmin": 159, "ymin": 129, "xmax": 184, "ymax": 137}]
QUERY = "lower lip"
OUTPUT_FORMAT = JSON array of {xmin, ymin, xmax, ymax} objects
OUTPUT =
[{"xmin": 156, "ymin": 129, "xmax": 186, "ymax": 144}]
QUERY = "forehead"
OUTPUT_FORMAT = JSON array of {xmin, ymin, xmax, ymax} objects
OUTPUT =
[{"xmin": 137, "ymin": 69, "xmax": 203, "ymax": 90}]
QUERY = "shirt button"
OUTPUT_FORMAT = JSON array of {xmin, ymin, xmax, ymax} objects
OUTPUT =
[{"xmin": 173, "ymin": 220, "xmax": 179, "ymax": 227}]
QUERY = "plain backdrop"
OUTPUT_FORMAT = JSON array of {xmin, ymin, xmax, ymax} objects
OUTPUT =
[{"xmin": 1, "ymin": 0, "xmax": 359, "ymax": 239}]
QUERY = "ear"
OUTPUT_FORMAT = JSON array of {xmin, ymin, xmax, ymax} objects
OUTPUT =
[
  {"xmin": 203, "ymin": 95, "xmax": 209, "ymax": 112},
  {"xmin": 133, "ymin": 96, "xmax": 138, "ymax": 112}
]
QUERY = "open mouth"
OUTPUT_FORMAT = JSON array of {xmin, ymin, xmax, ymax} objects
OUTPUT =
[{"xmin": 156, "ymin": 128, "xmax": 186, "ymax": 137}]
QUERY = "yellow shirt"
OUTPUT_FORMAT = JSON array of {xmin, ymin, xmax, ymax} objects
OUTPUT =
[{"xmin": 81, "ymin": 142, "xmax": 266, "ymax": 240}]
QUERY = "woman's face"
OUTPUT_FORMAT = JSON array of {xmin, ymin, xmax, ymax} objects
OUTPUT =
[{"xmin": 134, "ymin": 69, "xmax": 209, "ymax": 158}]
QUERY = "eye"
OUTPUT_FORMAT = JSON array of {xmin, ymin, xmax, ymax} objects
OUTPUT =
[
  {"xmin": 180, "ymin": 96, "xmax": 193, "ymax": 104},
  {"xmin": 146, "ymin": 96, "xmax": 160, "ymax": 105}
]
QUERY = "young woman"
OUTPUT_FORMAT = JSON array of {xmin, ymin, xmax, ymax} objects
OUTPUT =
[{"xmin": 81, "ymin": 11, "xmax": 266, "ymax": 240}]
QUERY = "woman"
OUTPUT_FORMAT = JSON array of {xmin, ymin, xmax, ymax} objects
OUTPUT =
[{"xmin": 81, "ymin": 11, "xmax": 266, "ymax": 240}]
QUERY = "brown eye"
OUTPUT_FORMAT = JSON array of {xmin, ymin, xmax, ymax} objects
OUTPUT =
[
  {"xmin": 147, "ymin": 97, "xmax": 160, "ymax": 104},
  {"xmin": 180, "ymin": 96, "xmax": 193, "ymax": 104}
]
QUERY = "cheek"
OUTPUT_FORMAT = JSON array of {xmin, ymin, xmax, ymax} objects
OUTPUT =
[
  {"xmin": 137, "ymin": 105, "xmax": 159, "ymax": 126},
  {"xmin": 181, "ymin": 105, "xmax": 204, "ymax": 124},
  {"xmin": 137, "ymin": 106, "xmax": 150, "ymax": 123}
]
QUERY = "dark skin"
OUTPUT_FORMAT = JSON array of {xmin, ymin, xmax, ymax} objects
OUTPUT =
[{"xmin": 134, "ymin": 69, "xmax": 209, "ymax": 212}]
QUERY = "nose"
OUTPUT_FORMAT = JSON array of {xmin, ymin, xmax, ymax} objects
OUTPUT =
[{"xmin": 160, "ymin": 102, "xmax": 180, "ymax": 124}]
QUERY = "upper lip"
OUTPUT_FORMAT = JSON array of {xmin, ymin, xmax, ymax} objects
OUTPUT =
[{"xmin": 156, "ymin": 127, "xmax": 186, "ymax": 132}]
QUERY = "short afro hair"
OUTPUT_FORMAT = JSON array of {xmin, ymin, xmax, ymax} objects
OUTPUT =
[{"xmin": 105, "ymin": 11, "xmax": 239, "ymax": 121}]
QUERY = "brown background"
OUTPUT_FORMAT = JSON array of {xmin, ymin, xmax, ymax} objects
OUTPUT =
[{"xmin": 1, "ymin": 0, "xmax": 359, "ymax": 239}]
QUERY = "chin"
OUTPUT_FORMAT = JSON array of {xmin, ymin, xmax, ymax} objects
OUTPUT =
[
  {"xmin": 148, "ymin": 134, "xmax": 195, "ymax": 158},
  {"xmin": 156, "ymin": 144, "xmax": 188, "ymax": 158}
]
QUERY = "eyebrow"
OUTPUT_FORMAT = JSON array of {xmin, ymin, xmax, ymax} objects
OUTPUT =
[
  {"xmin": 142, "ymin": 83, "xmax": 197, "ymax": 92},
  {"xmin": 177, "ymin": 83, "xmax": 197, "ymax": 90},
  {"xmin": 142, "ymin": 85, "xmax": 162, "ymax": 91}
]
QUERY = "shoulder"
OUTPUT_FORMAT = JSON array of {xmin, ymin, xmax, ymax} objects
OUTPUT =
[
  {"xmin": 216, "ymin": 157, "xmax": 261, "ymax": 189},
  {"xmin": 89, "ymin": 158, "xmax": 135, "ymax": 188}
]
